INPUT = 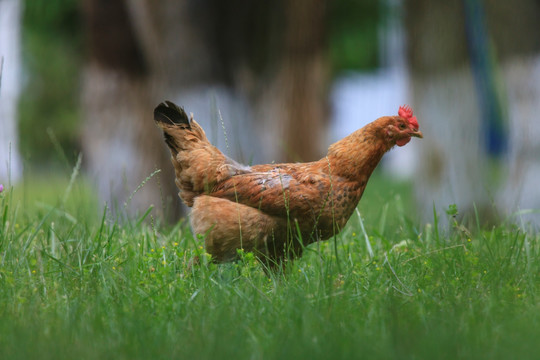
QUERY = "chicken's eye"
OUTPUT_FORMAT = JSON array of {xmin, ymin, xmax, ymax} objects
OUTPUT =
[{"xmin": 399, "ymin": 123, "xmax": 406, "ymax": 130}]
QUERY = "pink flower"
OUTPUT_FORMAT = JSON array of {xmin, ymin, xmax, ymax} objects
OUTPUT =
[{"xmin": 0, "ymin": 184, "xmax": 3, "ymax": 193}]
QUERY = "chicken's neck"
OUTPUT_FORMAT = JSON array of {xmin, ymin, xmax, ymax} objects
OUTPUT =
[{"xmin": 324, "ymin": 123, "xmax": 390, "ymax": 183}]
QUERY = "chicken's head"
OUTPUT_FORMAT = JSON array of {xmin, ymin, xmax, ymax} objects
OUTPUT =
[{"xmin": 384, "ymin": 105, "xmax": 423, "ymax": 147}]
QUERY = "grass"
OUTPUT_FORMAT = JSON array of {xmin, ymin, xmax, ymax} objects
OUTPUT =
[{"xmin": 0, "ymin": 169, "xmax": 539, "ymax": 360}]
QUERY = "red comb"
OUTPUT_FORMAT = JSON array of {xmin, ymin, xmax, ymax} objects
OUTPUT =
[
  {"xmin": 398, "ymin": 105, "xmax": 419, "ymax": 130},
  {"xmin": 398, "ymin": 105, "xmax": 413, "ymax": 118}
]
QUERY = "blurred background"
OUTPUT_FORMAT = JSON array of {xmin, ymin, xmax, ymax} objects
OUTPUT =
[{"xmin": 0, "ymin": 0, "xmax": 539, "ymax": 225}]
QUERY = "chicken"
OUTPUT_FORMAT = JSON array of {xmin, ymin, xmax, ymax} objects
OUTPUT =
[{"xmin": 154, "ymin": 101, "xmax": 422, "ymax": 268}]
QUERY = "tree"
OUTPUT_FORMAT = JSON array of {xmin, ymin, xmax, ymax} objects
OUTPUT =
[
  {"xmin": 405, "ymin": 0, "xmax": 490, "ymax": 221},
  {"xmin": 0, "ymin": 0, "xmax": 23, "ymax": 184},
  {"xmin": 405, "ymin": 0, "xmax": 540, "ymax": 225},
  {"xmin": 488, "ymin": 0, "xmax": 540, "ymax": 225},
  {"xmin": 81, "ymin": 0, "xmax": 176, "ymax": 218}
]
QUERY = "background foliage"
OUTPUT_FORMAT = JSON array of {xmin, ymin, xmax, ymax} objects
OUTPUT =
[{"xmin": 18, "ymin": 0, "xmax": 82, "ymax": 166}]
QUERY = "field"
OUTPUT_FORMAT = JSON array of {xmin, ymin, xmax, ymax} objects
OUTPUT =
[{"xmin": 0, "ymin": 169, "xmax": 539, "ymax": 359}]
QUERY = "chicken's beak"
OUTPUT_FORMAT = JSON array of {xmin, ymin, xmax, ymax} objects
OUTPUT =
[{"xmin": 410, "ymin": 130, "xmax": 423, "ymax": 138}]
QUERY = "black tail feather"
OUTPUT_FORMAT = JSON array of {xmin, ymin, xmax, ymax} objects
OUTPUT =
[
  {"xmin": 163, "ymin": 132, "xmax": 177, "ymax": 153},
  {"xmin": 154, "ymin": 101, "xmax": 190, "ymax": 127},
  {"xmin": 154, "ymin": 101, "xmax": 190, "ymax": 155}
]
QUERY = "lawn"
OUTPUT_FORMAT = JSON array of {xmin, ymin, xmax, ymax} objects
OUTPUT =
[{"xmin": 0, "ymin": 168, "xmax": 538, "ymax": 359}]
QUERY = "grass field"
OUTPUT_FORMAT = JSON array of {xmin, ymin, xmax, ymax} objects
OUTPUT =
[{"xmin": 0, "ymin": 169, "xmax": 539, "ymax": 359}]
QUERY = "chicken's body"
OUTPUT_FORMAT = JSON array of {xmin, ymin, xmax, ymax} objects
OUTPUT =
[{"xmin": 154, "ymin": 101, "xmax": 422, "ymax": 267}]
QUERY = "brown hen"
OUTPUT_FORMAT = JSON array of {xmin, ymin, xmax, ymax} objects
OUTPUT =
[{"xmin": 154, "ymin": 101, "xmax": 422, "ymax": 268}]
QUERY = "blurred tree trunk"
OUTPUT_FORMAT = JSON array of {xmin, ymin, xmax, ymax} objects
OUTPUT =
[
  {"xmin": 204, "ymin": 0, "xmax": 329, "ymax": 162},
  {"xmin": 488, "ymin": 0, "xmax": 540, "ymax": 225},
  {"xmin": 405, "ymin": 0, "xmax": 489, "ymax": 221},
  {"xmin": 81, "ymin": 0, "xmax": 329, "ymax": 219},
  {"xmin": 81, "ymin": 0, "xmax": 178, "ymax": 218},
  {"xmin": 0, "ymin": 0, "xmax": 23, "ymax": 184},
  {"xmin": 280, "ymin": 0, "xmax": 328, "ymax": 162},
  {"xmin": 240, "ymin": 0, "xmax": 329, "ymax": 162},
  {"xmin": 406, "ymin": 0, "xmax": 540, "ymax": 225}
]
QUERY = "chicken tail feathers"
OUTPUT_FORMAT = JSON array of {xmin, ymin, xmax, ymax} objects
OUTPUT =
[
  {"xmin": 153, "ymin": 100, "xmax": 250, "ymax": 207},
  {"xmin": 153, "ymin": 100, "xmax": 210, "ymax": 156},
  {"xmin": 154, "ymin": 101, "xmax": 190, "ymax": 127}
]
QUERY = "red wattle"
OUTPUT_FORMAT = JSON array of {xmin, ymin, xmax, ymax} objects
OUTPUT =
[{"xmin": 396, "ymin": 137, "xmax": 411, "ymax": 147}]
